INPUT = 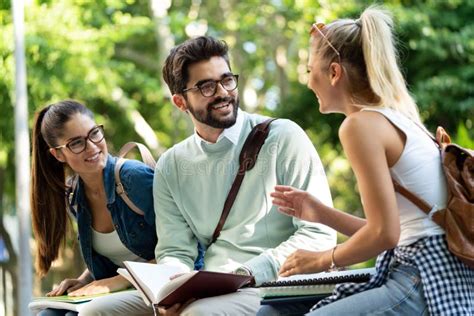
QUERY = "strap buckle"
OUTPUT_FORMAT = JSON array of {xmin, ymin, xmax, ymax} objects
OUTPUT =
[
  {"xmin": 428, "ymin": 204, "xmax": 439, "ymax": 219},
  {"xmin": 116, "ymin": 182, "xmax": 125, "ymax": 195}
]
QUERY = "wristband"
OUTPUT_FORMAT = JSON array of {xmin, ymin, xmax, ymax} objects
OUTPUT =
[{"xmin": 328, "ymin": 245, "xmax": 342, "ymax": 272}]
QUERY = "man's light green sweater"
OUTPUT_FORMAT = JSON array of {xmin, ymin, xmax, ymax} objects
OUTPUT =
[{"xmin": 153, "ymin": 110, "xmax": 336, "ymax": 285}]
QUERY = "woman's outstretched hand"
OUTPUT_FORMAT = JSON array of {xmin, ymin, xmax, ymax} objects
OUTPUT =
[{"xmin": 271, "ymin": 185, "xmax": 322, "ymax": 223}]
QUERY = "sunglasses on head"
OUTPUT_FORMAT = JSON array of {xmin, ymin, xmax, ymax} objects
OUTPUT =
[{"xmin": 310, "ymin": 23, "xmax": 341, "ymax": 63}]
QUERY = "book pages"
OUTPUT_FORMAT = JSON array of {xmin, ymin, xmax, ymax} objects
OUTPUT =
[
  {"xmin": 117, "ymin": 268, "xmax": 150, "ymax": 305},
  {"xmin": 28, "ymin": 290, "xmax": 135, "ymax": 315},
  {"xmin": 123, "ymin": 261, "xmax": 188, "ymax": 305},
  {"xmin": 156, "ymin": 271, "xmax": 198, "ymax": 302},
  {"xmin": 29, "ymin": 300, "xmax": 85, "ymax": 314}
]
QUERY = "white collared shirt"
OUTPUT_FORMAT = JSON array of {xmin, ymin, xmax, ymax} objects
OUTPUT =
[{"xmin": 194, "ymin": 108, "xmax": 244, "ymax": 148}]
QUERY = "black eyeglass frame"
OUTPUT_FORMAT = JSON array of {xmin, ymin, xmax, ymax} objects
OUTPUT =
[
  {"xmin": 54, "ymin": 125, "xmax": 105, "ymax": 154},
  {"xmin": 182, "ymin": 74, "xmax": 239, "ymax": 97}
]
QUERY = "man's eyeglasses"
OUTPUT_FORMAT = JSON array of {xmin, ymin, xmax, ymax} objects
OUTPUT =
[
  {"xmin": 54, "ymin": 125, "xmax": 105, "ymax": 154},
  {"xmin": 310, "ymin": 23, "xmax": 341, "ymax": 64},
  {"xmin": 182, "ymin": 74, "xmax": 239, "ymax": 97}
]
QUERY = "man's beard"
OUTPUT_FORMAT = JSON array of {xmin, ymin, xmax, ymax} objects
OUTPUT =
[{"xmin": 187, "ymin": 96, "xmax": 239, "ymax": 129}]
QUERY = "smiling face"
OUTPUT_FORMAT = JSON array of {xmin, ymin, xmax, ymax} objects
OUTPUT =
[
  {"xmin": 308, "ymin": 39, "xmax": 338, "ymax": 113},
  {"xmin": 308, "ymin": 33, "xmax": 360, "ymax": 115},
  {"xmin": 173, "ymin": 56, "xmax": 239, "ymax": 141},
  {"xmin": 49, "ymin": 113, "xmax": 108, "ymax": 176}
]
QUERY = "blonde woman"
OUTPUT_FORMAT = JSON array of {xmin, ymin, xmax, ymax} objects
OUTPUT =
[{"xmin": 258, "ymin": 6, "xmax": 472, "ymax": 316}]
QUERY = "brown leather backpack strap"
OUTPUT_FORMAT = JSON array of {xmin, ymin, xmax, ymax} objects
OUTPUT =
[
  {"xmin": 115, "ymin": 142, "xmax": 156, "ymax": 216},
  {"xmin": 393, "ymin": 125, "xmax": 449, "ymax": 215},
  {"xmin": 115, "ymin": 158, "xmax": 145, "ymax": 216},
  {"xmin": 210, "ymin": 118, "xmax": 277, "ymax": 245},
  {"xmin": 392, "ymin": 180, "xmax": 432, "ymax": 214},
  {"xmin": 119, "ymin": 142, "xmax": 156, "ymax": 169}
]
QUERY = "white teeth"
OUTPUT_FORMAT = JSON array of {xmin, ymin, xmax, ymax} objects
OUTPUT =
[
  {"xmin": 212, "ymin": 102, "xmax": 229, "ymax": 110},
  {"xmin": 86, "ymin": 153, "xmax": 100, "ymax": 161}
]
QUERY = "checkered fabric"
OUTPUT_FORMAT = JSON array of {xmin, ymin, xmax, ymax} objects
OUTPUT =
[{"xmin": 311, "ymin": 235, "xmax": 473, "ymax": 315}]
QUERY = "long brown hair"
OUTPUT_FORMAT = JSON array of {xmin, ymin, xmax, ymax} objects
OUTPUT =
[{"xmin": 31, "ymin": 100, "xmax": 94, "ymax": 276}]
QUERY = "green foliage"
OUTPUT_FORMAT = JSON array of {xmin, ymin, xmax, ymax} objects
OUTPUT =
[
  {"xmin": 393, "ymin": 0, "xmax": 474, "ymax": 137},
  {"xmin": 1, "ymin": 0, "xmax": 473, "ymax": 281}
]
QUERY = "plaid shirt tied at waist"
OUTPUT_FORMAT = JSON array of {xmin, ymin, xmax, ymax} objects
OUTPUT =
[{"xmin": 312, "ymin": 234, "xmax": 473, "ymax": 315}]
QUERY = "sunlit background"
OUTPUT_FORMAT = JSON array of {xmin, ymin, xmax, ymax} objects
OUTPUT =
[{"xmin": 0, "ymin": 0, "xmax": 473, "ymax": 315}]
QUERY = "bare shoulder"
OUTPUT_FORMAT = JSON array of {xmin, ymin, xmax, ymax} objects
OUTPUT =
[{"xmin": 338, "ymin": 110, "xmax": 389, "ymax": 146}]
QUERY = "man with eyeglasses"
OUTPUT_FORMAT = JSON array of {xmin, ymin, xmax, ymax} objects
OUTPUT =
[{"xmin": 153, "ymin": 36, "xmax": 336, "ymax": 315}]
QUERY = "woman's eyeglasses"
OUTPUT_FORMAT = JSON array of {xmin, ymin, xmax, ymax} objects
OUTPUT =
[
  {"xmin": 54, "ymin": 125, "xmax": 105, "ymax": 154},
  {"xmin": 310, "ymin": 23, "xmax": 341, "ymax": 63},
  {"xmin": 182, "ymin": 74, "xmax": 239, "ymax": 97}
]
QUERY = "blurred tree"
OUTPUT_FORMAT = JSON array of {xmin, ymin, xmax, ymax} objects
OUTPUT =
[
  {"xmin": 0, "ymin": 0, "xmax": 173, "ymax": 309},
  {"xmin": 393, "ymin": 0, "xmax": 474, "ymax": 144},
  {"xmin": 0, "ymin": 0, "xmax": 472, "ymax": 313}
]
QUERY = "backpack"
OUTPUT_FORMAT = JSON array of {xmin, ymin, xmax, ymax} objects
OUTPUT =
[
  {"xmin": 66, "ymin": 142, "xmax": 156, "ymax": 216},
  {"xmin": 393, "ymin": 126, "xmax": 474, "ymax": 268}
]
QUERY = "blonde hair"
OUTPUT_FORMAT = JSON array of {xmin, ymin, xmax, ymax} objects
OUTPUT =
[{"xmin": 312, "ymin": 5, "xmax": 421, "ymax": 122}]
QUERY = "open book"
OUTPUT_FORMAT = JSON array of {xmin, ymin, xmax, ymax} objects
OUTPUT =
[
  {"xmin": 257, "ymin": 267, "xmax": 375, "ymax": 298},
  {"xmin": 28, "ymin": 290, "xmax": 134, "ymax": 314},
  {"xmin": 118, "ymin": 261, "xmax": 254, "ymax": 308}
]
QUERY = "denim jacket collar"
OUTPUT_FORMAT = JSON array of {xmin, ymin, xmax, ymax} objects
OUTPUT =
[{"xmin": 71, "ymin": 154, "xmax": 159, "ymax": 280}]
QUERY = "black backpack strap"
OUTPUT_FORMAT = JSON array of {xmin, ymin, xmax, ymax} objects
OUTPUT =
[{"xmin": 210, "ymin": 118, "xmax": 277, "ymax": 245}]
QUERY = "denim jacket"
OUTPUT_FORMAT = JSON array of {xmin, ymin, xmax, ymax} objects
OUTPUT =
[
  {"xmin": 70, "ymin": 155, "xmax": 204, "ymax": 280},
  {"xmin": 70, "ymin": 155, "xmax": 157, "ymax": 280}
]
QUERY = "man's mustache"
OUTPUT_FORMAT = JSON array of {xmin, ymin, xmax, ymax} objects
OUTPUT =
[{"xmin": 207, "ymin": 96, "xmax": 234, "ymax": 109}]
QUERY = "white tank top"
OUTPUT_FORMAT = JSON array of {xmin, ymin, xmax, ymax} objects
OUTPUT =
[
  {"xmin": 92, "ymin": 229, "xmax": 146, "ymax": 267},
  {"xmin": 362, "ymin": 107, "xmax": 446, "ymax": 246}
]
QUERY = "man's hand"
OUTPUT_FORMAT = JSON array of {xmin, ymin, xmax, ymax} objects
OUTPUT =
[
  {"xmin": 157, "ymin": 299, "xmax": 196, "ymax": 316},
  {"xmin": 68, "ymin": 275, "xmax": 130, "ymax": 297}
]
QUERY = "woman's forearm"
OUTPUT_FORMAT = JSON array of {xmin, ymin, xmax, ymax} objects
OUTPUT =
[
  {"xmin": 316, "ymin": 202, "xmax": 367, "ymax": 237},
  {"xmin": 326, "ymin": 223, "xmax": 396, "ymax": 269},
  {"xmin": 77, "ymin": 269, "xmax": 94, "ymax": 283}
]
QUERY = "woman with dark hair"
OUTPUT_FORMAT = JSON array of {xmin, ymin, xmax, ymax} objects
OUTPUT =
[
  {"xmin": 32, "ymin": 100, "xmax": 158, "ymax": 315},
  {"xmin": 258, "ymin": 5, "xmax": 472, "ymax": 316}
]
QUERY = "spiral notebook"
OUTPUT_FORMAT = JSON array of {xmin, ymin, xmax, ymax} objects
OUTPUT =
[{"xmin": 257, "ymin": 267, "xmax": 375, "ymax": 298}]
